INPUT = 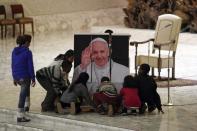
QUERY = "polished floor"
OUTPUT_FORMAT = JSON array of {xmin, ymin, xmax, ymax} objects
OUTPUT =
[{"xmin": 0, "ymin": 26, "xmax": 197, "ymax": 131}]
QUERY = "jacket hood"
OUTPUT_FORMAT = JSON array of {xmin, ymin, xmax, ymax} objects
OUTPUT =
[{"xmin": 13, "ymin": 47, "xmax": 28, "ymax": 55}]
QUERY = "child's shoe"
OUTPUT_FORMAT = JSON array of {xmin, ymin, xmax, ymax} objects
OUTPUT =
[
  {"xmin": 121, "ymin": 112, "xmax": 128, "ymax": 116},
  {"xmin": 148, "ymin": 106, "xmax": 156, "ymax": 113},
  {"xmin": 158, "ymin": 107, "xmax": 164, "ymax": 114},
  {"xmin": 139, "ymin": 104, "xmax": 147, "ymax": 114},
  {"xmin": 158, "ymin": 109, "xmax": 164, "ymax": 114},
  {"xmin": 17, "ymin": 117, "xmax": 30, "ymax": 122},
  {"xmin": 121, "ymin": 107, "xmax": 128, "ymax": 116},
  {"xmin": 97, "ymin": 105, "xmax": 106, "ymax": 115},
  {"xmin": 131, "ymin": 109, "xmax": 137, "ymax": 115},
  {"xmin": 24, "ymin": 107, "xmax": 29, "ymax": 112}
]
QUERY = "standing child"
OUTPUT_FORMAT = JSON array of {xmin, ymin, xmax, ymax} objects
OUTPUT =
[
  {"xmin": 11, "ymin": 34, "xmax": 36, "ymax": 122},
  {"xmin": 120, "ymin": 75, "xmax": 141, "ymax": 115},
  {"xmin": 135, "ymin": 63, "xmax": 164, "ymax": 114}
]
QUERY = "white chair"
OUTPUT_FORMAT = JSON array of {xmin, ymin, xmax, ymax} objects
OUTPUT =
[{"xmin": 130, "ymin": 14, "xmax": 182, "ymax": 79}]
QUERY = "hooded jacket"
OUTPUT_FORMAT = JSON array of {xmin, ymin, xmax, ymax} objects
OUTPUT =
[{"xmin": 11, "ymin": 46, "xmax": 35, "ymax": 81}]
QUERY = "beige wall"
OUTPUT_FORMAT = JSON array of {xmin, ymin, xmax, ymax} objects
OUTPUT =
[
  {"xmin": 0, "ymin": 0, "xmax": 128, "ymax": 33},
  {"xmin": 0, "ymin": 0, "xmax": 127, "ymax": 16}
]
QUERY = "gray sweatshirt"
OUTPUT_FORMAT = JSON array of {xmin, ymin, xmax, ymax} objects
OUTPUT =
[{"xmin": 60, "ymin": 83, "xmax": 93, "ymax": 105}]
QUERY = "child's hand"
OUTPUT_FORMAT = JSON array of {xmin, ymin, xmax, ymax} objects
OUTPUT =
[
  {"xmin": 13, "ymin": 80, "xmax": 17, "ymax": 86},
  {"xmin": 31, "ymin": 81, "xmax": 36, "ymax": 87}
]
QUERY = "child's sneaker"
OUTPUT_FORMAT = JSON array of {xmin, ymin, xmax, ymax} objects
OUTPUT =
[
  {"xmin": 148, "ymin": 106, "xmax": 156, "ymax": 113},
  {"xmin": 97, "ymin": 105, "xmax": 106, "ymax": 115},
  {"xmin": 121, "ymin": 107, "xmax": 128, "ymax": 116},
  {"xmin": 139, "ymin": 104, "xmax": 147, "ymax": 114},
  {"xmin": 131, "ymin": 109, "xmax": 137, "ymax": 115},
  {"xmin": 17, "ymin": 117, "xmax": 30, "ymax": 122},
  {"xmin": 158, "ymin": 109, "xmax": 164, "ymax": 114},
  {"xmin": 121, "ymin": 112, "xmax": 128, "ymax": 116},
  {"xmin": 24, "ymin": 107, "xmax": 29, "ymax": 112}
]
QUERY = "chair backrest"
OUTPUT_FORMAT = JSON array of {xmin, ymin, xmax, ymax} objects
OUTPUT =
[
  {"xmin": 154, "ymin": 14, "xmax": 182, "ymax": 52},
  {"xmin": 0, "ymin": 5, "xmax": 6, "ymax": 19},
  {"xmin": 10, "ymin": 4, "xmax": 24, "ymax": 18}
]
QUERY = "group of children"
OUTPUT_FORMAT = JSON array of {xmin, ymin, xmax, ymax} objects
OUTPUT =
[
  {"xmin": 11, "ymin": 34, "xmax": 163, "ymax": 123},
  {"xmin": 11, "ymin": 34, "xmax": 75, "ymax": 122},
  {"xmin": 54, "ymin": 63, "xmax": 164, "ymax": 116},
  {"xmin": 92, "ymin": 63, "xmax": 164, "ymax": 116}
]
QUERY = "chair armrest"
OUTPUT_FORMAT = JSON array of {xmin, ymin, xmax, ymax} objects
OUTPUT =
[
  {"xmin": 130, "ymin": 38, "xmax": 154, "ymax": 46},
  {"xmin": 154, "ymin": 40, "xmax": 175, "ymax": 48}
]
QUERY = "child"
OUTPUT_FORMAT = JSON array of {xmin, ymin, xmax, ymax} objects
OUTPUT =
[
  {"xmin": 36, "ymin": 60, "xmax": 72, "ymax": 112},
  {"xmin": 120, "ymin": 75, "xmax": 141, "ymax": 115},
  {"xmin": 60, "ymin": 72, "xmax": 93, "ymax": 114},
  {"xmin": 135, "ymin": 63, "xmax": 164, "ymax": 114},
  {"xmin": 11, "ymin": 34, "xmax": 36, "ymax": 122},
  {"xmin": 93, "ymin": 76, "xmax": 118, "ymax": 116}
]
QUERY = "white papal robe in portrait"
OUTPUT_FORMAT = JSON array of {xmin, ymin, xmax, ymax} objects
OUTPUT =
[{"xmin": 72, "ymin": 60, "xmax": 129, "ymax": 94}]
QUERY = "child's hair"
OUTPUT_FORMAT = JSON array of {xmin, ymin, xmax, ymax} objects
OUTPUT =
[
  {"xmin": 123, "ymin": 75, "xmax": 136, "ymax": 88},
  {"xmin": 62, "ymin": 60, "xmax": 72, "ymax": 73},
  {"xmin": 16, "ymin": 35, "xmax": 25, "ymax": 46},
  {"xmin": 54, "ymin": 49, "xmax": 74, "ymax": 61},
  {"xmin": 23, "ymin": 34, "xmax": 32, "ymax": 43},
  {"xmin": 139, "ymin": 63, "xmax": 150, "ymax": 74},
  {"xmin": 101, "ymin": 76, "xmax": 110, "ymax": 82},
  {"xmin": 16, "ymin": 34, "xmax": 31, "ymax": 46},
  {"xmin": 68, "ymin": 72, "xmax": 89, "ymax": 92},
  {"xmin": 64, "ymin": 49, "xmax": 74, "ymax": 58}
]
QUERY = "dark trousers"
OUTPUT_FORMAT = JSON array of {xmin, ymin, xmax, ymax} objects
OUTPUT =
[
  {"xmin": 140, "ymin": 91, "xmax": 162, "ymax": 111},
  {"xmin": 60, "ymin": 101, "xmax": 81, "ymax": 113},
  {"xmin": 17, "ymin": 79, "xmax": 31, "ymax": 112},
  {"xmin": 36, "ymin": 72, "xmax": 57, "ymax": 111}
]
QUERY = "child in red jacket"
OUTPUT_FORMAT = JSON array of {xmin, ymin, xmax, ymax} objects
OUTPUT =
[{"xmin": 120, "ymin": 75, "xmax": 141, "ymax": 115}]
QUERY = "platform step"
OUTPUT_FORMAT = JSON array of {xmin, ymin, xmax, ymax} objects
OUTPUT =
[
  {"xmin": 0, "ymin": 122, "xmax": 49, "ymax": 131},
  {"xmin": 0, "ymin": 109, "xmax": 132, "ymax": 131}
]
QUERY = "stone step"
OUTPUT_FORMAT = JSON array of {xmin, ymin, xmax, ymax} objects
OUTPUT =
[
  {"xmin": 0, "ymin": 109, "xmax": 133, "ymax": 131},
  {"xmin": 0, "ymin": 122, "xmax": 48, "ymax": 131}
]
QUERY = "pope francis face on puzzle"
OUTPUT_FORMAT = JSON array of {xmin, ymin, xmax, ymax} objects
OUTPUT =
[{"xmin": 73, "ymin": 37, "xmax": 129, "ymax": 93}]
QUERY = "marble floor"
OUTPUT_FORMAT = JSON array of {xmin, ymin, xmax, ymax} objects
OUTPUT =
[{"xmin": 0, "ymin": 26, "xmax": 197, "ymax": 131}]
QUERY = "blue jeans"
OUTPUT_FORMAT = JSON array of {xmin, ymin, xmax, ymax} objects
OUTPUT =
[{"xmin": 17, "ymin": 79, "xmax": 31, "ymax": 112}]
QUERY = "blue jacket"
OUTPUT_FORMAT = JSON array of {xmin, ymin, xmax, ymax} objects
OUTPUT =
[{"xmin": 11, "ymin": 46, "xmax": 35, "ymax": 82}]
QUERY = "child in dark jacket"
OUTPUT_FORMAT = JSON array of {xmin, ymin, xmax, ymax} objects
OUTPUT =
[
  {"xmin": 36, "ymin": 60, "xmax": 72, "ymax": 112},
  {"xmin": 12, "ymin": 34, "xmax": 35, "ymax": 122},
  {"xmin": 135, "ymin": 64, "xmax": 164, "ymax": 114},
  {"xmin": 120, "ymin": 75, "xmax": 141, "ymax": 115}
]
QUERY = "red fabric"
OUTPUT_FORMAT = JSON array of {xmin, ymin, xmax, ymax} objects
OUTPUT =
[
  {"xmin": 93, "ymin": 92, "xmax": 118, "ymax": 106},
  {"xmin": 120, "ymin": 87, "xmax": 141, "ymax": 108}
]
